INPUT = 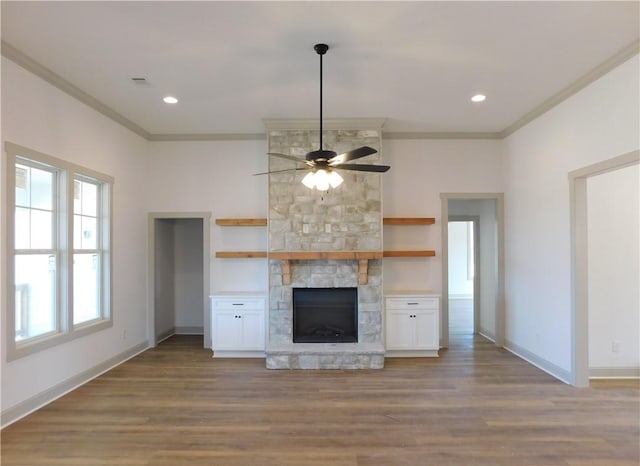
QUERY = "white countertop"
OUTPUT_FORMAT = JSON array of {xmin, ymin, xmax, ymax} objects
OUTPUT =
[
  {"xmin": 210, "ymin": 291, "xmax": 267, "ymax": 297},
  {"xmin": 384, "ymin": 290, "xmax": 440, "ymax": 297}
]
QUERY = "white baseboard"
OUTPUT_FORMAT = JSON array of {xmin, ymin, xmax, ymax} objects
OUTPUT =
[
  {"xmin": 1, "ymin": 341, "xmax": 149, "ymax": 428},
  {"xmin": 448, "ymin": 294, "xmax": 473, "ymax": 300},
  {"xmin": 504, "ymin": 339, "xmax": 572, "ymax": 385},
  {"xmin": 479, "ymin": 329, "xmax": 495, "ymax": 342},
  {"xmin": 590, "ymin": 367, "xmax": 640, "ymax": 378}
]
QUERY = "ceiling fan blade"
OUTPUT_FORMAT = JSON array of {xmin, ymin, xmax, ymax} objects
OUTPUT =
[
  {"xmin": 328, "ymin": 146, "xmax": 378, "ymax": 166},
  {"xmin": 335, "ymin": 163, "xmax": 390, "ymax": 173},
  {"xmin": 268, "ymin": 153, "xmax": 313, "ymax": 166},
  {"xmin": 253, "ymin": 167, "xmax": 309, "ymax": 176}
]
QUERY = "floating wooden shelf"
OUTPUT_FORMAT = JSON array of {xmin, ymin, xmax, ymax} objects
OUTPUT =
[
  {"xmin": 383, "ymin": 217, "xmax": 435, "ymax": 225},
  {"xmin": 383, "ymin": 250, "xmax": 436, "ymax": 257},
  {"xmin": 215, "ymin": 218, "xmax": 267, "ymax": 226},
  {"xmin": 215, "ymin": 251, "xmax": 268, "ymax": 258}
]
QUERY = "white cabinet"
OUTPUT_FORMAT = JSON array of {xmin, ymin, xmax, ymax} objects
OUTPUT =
[
  {"xmin": 210, "ymin": 293, "xmax": 266, "ymax": 357},
  {"xmin": 385, "ymin": 292, "xmax": 440, "ymax": 357}
]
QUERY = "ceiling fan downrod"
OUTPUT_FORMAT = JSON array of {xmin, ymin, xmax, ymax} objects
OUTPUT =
[{"xmin": 314, "ymin": 43, "xmax": 329, "ymax": 156}]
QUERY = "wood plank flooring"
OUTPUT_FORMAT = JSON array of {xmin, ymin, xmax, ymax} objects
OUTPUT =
[{"xmin": 2, "ymin": 334, "xmax": 638, "ymax": 466}]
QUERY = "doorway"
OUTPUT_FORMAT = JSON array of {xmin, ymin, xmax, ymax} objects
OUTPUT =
[
  {"xmin": 440, "ymin": 194, "xmax": 505, "ymax": 349},
  {"xmin": 148, "ymin": 212, "xmax": 211, "ymax": 348},
  {"xmin": 448, "ymin": 218, "xmax": 479, "ymax": 336},
  {"xmin": 569, "ymin": 150, "xmax": 639, "ymax": 387}
]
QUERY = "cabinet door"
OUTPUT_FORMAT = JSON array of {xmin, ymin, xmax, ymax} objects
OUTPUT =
[
  {"xmin": 212, "ymin": 310, "xmax": 242, "ymax": 350},
  {"xmin": 414, "ymin": 309, "xmax": 439, "ymax": 350},
  {"xmin": 239, "ymin": 310, "xmax": 265, "ymax": 350},
  {"xmin": 386, "ymin": 310, "xmax": 416, "ymax": 350}
]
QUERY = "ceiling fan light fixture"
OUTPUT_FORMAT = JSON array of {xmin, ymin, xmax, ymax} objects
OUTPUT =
[
  {"xmin": 328, "ymin": 170, "xmax": 344, "ymax": 188},
  {"xmin": 302, "ymin": 171, "xmax": 317, "ymax": 189},
  {"xmin": 314, "ymin": 169, "xmax": 330, "ymax": 191},
  {"xmin": 301, "ymin": 169, "xmax": 343, "ymax": 191}
]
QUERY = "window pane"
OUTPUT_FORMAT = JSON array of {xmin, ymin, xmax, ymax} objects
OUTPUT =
[
  {"xmin": 30, "ymin": 166, "xmax": 53, "ymax": 210},
  {"xmin": 74, "ymin": 179, "xmax": 98, "ymax": 216},
  {"xmin": 15, "ymin": 207, "xmax": 30, "ymax": 249},
  {"xmin": 15, "ymin": 164, "xmax": 30, "ymax": 207},
  {"xmin": 74, "ymin": 215, "xmax": 97, "ymax": 250},
  {"xmin": 74, "ymin": 253, "xmax": 100, "ymax": 325},
  {"xmin": 30, "ymin": 210, "xmax": 53, "ymax": 249},
  {"xmin": 15, "ymin": 254, "xmax": 57, "ymax": 341}
]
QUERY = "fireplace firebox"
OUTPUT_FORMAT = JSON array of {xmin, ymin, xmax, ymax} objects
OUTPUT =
[{"xmin": 293, "ymin": 287, "xmax": 358, "ymax": 343}]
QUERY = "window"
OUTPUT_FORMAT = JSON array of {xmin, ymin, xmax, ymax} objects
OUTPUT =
[{"xmin": 6, "ymin": 143, "xmax": 113, "ymax": 359}]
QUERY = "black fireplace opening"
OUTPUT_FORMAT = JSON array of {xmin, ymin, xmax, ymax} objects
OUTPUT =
[{"xmin": 293, "ymin": 287, "xmax": 358, "ymax": 343}]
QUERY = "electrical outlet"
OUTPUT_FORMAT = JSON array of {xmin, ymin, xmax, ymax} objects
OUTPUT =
[
  {"xmin": 303, "ymin": 224, "xmax": 310, "ymax": 234},
  {"xmin": 325, "ymin": 223, "xmax": 331, "ymax": 233},
  {"xmin": 612, "ymin": 340, "xmax": 620, "ymax": 353}
]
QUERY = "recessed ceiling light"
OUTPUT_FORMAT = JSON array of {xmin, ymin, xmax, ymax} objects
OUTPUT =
[
  {"xmin": 163, "ymin": 96, "xmax": 178, "ymax": 104},
  {"xmin": 471, "ymin": 94, "xmax": 486, "ymax": 103}
]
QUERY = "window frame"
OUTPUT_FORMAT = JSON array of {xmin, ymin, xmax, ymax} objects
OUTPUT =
[{"xmin": 5, "ymin": 142, "xmax": 113, "ymax": 360}]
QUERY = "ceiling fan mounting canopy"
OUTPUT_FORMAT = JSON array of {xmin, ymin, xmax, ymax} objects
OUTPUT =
[
  {"xmin": 314, "ymin": 43, "xmax": 329, "ymax": 55},
  {"xmin": 255, "ymin": 42, "xmax": 391, "ymax": 183}
]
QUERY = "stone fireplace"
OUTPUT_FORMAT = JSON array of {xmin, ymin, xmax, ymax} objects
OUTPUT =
[{"xmin": 264, "ymin": 118, "xmax": 386, "ymax": 369}]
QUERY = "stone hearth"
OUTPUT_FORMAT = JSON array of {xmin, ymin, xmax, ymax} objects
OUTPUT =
[{"xmin": 264, "ymin": 119, "xmax": 386, "ymax": 369}]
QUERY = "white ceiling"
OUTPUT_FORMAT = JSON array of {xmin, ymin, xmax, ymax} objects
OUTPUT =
[{"xmin": 1, "ymin": 1, "xmax": 638, "ymax": 138}]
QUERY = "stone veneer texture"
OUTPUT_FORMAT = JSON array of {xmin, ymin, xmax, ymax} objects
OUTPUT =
[{"xmin": 266, "ymin": 127, "xmax": 385, "ymax": 368}]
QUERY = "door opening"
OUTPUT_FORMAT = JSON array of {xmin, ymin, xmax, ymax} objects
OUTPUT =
[
  {"xmin": 148, "ymin": 212, "xmax": 211, "ymax": 348},
  {"xmin": 440, "ymin": 194, "xmax": 505, "ymax": 349},
  {"xmin": 448, "ymin": 219, "xmax": 477, "ymax": 336},
  {"xmin": 569, "ymin": 150, "xmax": 639, "ymax": 386}
]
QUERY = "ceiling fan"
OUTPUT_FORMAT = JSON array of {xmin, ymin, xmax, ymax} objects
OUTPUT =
[{"xmin": 256, "ymin": 43, "xmax": 390, "ymax": 190}]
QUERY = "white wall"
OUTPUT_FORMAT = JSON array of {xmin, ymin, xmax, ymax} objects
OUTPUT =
[
  {"xmin": 587, "ymin": 165, "xmax": 639, "ymax": 370},
  {"xmin": 1, "ymin": 58, "xmax": 150, "ymax": 416},
  {"xmin": 502, "ymin": 55, "xmax": 640, "ymax": 378},
  {"xmin": 145, "ymin": 141, "xmax": 269, "ymax": 294},
  {"xmin": 382, "ymin": 139, "xmax": 503, "ymax": 292}
]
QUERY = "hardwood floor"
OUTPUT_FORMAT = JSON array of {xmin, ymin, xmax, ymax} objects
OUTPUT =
[{"xmin": 2, "ymin": 335, "xmax": 638, "ymax": 466}]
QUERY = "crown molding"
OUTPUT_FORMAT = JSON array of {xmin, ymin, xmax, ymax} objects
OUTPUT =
[
  {"xmin": 149, "ymin": 133, "xmax": 266, "ymax": 142},
  {"xmin": 263, "ymin": 118, "xmax": 386, "ymax": 131},
  {"xmin": 500, "ymin": 39, "xmax": 640, "ymax": 138},
  {"xmin": 383, "ymin": 132, "xmax": 501, "ymax": 140},
  {"xmin": 1, "ymin": 40, "xmax": 151, "ymax": 140}
]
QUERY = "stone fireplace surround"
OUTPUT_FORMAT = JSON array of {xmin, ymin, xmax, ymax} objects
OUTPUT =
[{"xmin": 264, "ymin": 119, "xmax": 386, "ymax": 369}]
